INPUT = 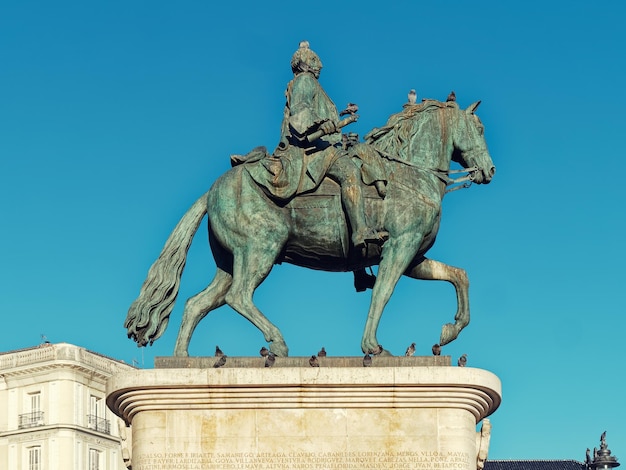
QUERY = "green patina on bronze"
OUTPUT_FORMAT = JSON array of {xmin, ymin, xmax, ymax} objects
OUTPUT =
[{"xmin": 124, "ymin": 42, "xmax": 495, "ymax": 357}]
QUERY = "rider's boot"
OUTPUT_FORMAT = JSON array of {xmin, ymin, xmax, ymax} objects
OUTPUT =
[{"xmin": 342, "ymin": 183, "xmax": 389, "ymax": 249}]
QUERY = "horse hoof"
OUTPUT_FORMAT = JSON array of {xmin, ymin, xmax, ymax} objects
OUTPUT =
[
  {"xmin": 440, "ymin": 323, "xmax": 460, "ymax": 346},
  {"xmin": 270, "ymin": 342, "xmax": 289, "ymax": 357}
]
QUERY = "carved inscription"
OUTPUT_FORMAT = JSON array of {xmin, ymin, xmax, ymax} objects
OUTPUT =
[{"xmin": 134, "ymin": 450, "xmax": 471, "ymax": 469}]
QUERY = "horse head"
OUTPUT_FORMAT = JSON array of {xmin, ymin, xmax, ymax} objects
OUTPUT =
[
  {"xmin": 365, "ymin": 100, "xmax": 495, "ymax": 188},
  {"xmin": 450, "ymin": 101, "xmax": 495, "ymax": 185}
]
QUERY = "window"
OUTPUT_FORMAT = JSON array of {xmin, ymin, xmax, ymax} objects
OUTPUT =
[
  {"xmin": 27, "ymin": 446, "xmax": 41, "ymax": 470},
  {"xmin": 89, "ymin": 449, "xmax": 101, "ymax": 470},
  {"xmin": 90, "ymin": 395, "xmax": 102, "ymax": 419},
  {"xmin": 30, "ymin": 392, "xmax": 41, "ymax": 414},
  {"xmin": 19, "ymin": 392, "xmax": 44, "ymax": 428},
  {"xmin": 87, "ymin": 395, "xmax": 110, "ymax": 434}
]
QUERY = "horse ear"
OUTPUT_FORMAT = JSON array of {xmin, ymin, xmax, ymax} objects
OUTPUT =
[{"xmin": 466, "ymin": 101, "xmax": 481, "ymax": 114}]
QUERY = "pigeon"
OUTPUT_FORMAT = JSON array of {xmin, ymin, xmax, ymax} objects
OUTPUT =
[
  {"xmin": 408, "ymin": 89, "xmax": 417, "ymax": 105},
  {"xmin": 405, "ymin": 342, "xmax": 416, "ymax": 357},
  {"xmin": 317, "ymin": 347, "xmax": 327, "ymax": 357},
  {"xmin": 340, "ymin": 102, "xmax": 359, "ymax": 116},
  {"xmin": 259, "ymin": 346, "xmax": 269, "ymax": 357},
  {"xmin": 457, "ymin": 354, "xmax": 467, "ymax": 367},
  {"xmin": 265, "ymin": 352, "xmax": 276, "ymax": 368},
  {"xmin": 370, "ymin": 344, "xmax": 383, "ymax": 356},
  {"xmin": 309, "ymin": 355, "xmax": 320, "ymax": 367},
  {"xmin": 432, "ymin": 344, "xmax": 441, "ymax": 356},
  {"xmin": 215, "ymin": 345, "xmax": 224, "ymax": 357},
  {"xmin": 213, "ymin": 355, "xmax": 227, "ymax": 368},
  {"xmin": 363, "ymin": 353, "xmax": 372, "ymax": 367},
  {"xmin": 446, "ymin": 91, "xmax": 456, "ymax": 102}
]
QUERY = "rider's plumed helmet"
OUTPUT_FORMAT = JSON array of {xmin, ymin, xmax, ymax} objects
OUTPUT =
[{"xmin": 291, "ymin": 41, "xmax": 322, "ymax": 77}]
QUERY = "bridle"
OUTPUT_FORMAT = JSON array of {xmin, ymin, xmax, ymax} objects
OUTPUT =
[{"xmin": 443, "ymin": 166, "xmax": 478, "ymax": 193}]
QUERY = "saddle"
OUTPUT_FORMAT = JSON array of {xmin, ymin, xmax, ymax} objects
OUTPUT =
[{"xmin": 230, "ymin": 144, "xmax": 387, "ymax": 199}]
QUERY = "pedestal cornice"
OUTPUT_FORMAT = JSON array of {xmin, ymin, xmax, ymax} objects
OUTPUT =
[{"xmin": 107, "ymin": 366, "xmax": 501, "ymax": 425}]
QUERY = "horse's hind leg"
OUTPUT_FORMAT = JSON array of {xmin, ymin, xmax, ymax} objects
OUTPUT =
[
  {"xmin": 173, "ymin": 268, "xmax": 232, "ymax": 356},
  {"xmin": 225, "ymin": 244, "xmax": 289, "ymax": 356},
  {"xmin": 404, "ymin": 257, "xmax": 469, "ymax": 346}
]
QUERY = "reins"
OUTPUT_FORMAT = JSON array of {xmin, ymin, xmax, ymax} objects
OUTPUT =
[{"xmin": 379, "ymin": 152, "xmax": 477, "ymax": 194}]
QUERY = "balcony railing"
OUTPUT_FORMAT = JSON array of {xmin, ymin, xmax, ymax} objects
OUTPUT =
[
  {"xmin": 18, "ymin": 411, "xmax": 45, "ymax": 429},
  {"xmin": 87, "ymin": 414, "xmax": 111, "ymax": 434}
]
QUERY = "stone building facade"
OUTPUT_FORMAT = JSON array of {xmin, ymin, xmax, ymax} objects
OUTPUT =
[{"xmin": 0, "ymin": 343, "xmax": 134, "ymax": 470}]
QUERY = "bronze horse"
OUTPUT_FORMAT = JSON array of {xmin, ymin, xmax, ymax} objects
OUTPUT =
[{"xmin": 125, "ymin": 100, "xmax": 495, "ymax": 356}]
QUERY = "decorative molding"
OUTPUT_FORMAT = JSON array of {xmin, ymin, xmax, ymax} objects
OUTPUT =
[
  {"xmin": 2, "ymin": 424, "xmax": 122, "ymax": 447},
  {"xmin": 108, "ymin": 366, "xmax": 501, "ymax": 425}
]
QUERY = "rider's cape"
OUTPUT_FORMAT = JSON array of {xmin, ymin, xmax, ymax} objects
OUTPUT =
[
  {"xmin": 243, "ymin": 72, "xmax": 343, "ymax": 201},
  {"xmin": 238, "ymin": 72, "xmax": 386, "ymax": 201}
]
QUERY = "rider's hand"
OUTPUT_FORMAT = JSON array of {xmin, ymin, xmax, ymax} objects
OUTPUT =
[{"xmin": 319, "ymin": 120, "xmax": 337, "ymax": 135}]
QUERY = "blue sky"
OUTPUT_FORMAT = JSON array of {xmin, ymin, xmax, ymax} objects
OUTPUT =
[{"xmin": 1, "ymin": 0, "xmax": 625, "ymax": 461}]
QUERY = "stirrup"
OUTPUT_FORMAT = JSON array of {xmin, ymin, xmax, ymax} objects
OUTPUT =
[
  {"xmin": 354, "ymin": 271, "xmax": 376, "ymax": 292},
  {"xmin": 363, "ymin": 230, "xmax": 389, "ymax": 246}
]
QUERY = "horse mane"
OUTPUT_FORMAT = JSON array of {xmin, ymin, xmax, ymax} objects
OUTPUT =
[{"xmin": 364, "ymin": 99, "xmax": 459, "ymax": 159}]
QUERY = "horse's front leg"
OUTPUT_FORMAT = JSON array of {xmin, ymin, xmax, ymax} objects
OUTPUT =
[
  {"xmin": 361, "ymin": 235, "xmax": 420, "ymax": 355},
  {"xmin": 404, "ymin": 257, "xmax": 469, "ymax": 346}
]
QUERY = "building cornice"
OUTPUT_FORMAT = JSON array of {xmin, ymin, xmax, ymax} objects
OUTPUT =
[{"xmin": 0, "ymin": 343, "xmax": 135, "ymax": 382}]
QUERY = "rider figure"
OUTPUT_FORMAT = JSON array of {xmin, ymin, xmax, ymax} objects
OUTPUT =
[{"xmin": 273, "ymin": 40, "xmax": 385, "ymax": 249}]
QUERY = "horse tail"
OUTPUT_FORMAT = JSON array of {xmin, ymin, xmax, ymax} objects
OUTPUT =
[{"xmin": 124, "ymin": 191, "xmax": 209, "ymax": 347}]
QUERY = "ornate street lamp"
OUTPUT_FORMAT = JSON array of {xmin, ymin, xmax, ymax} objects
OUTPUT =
[{"xmin": 587, "ymin": 432, "xmax": 620, "ymax": 470}]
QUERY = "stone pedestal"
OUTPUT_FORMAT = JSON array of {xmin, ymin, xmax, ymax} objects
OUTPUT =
[{"xmin": 106, "ymin": 357, "xmax": 501, "ymax": 470}]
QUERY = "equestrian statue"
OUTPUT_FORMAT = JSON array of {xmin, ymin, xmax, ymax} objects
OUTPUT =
[{"xmin": 124, "ymin": 41, "xmax": 496, "ymax": 357}]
